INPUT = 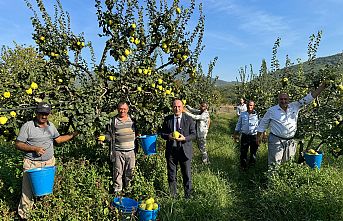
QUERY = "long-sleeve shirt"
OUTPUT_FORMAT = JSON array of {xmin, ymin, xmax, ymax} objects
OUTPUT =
[
  {"xmin": 236, "ymin": 103, "xmax": 247, "ymax": 116},
  {"xmin": 106, "ymin": 116, "xmax": 136, "ymax": 151},
  {"xmin": 235, "ymin": 111, "xmax": 259, "ymax": 135},
  {"xmin": 256, "ymin": 93, "xmax": 314, "ymax": 139},
  {"xmin": 185, "ymin": 105, "xmax": 210, "ymax": 138}
]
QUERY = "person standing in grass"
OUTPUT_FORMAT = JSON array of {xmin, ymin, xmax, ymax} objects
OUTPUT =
[
  {"xmin": 256, "ymin": 83, "xmax": 327, "ymax": 165},
  {"xmin": 16, "ymin": 102, "xmax": 78, "ymax": 220},
  {"xmin": 103, "ymin": 102, "xmax": 138, "ymax": 194},
  {"xmin": 184, "ymin": 101, "xmax": 211, "ymax": 164},
  {"xmin": 234, "ymin": 100, "xmax": 260, "ymax": 169},
  {"xmin": 236, "ymin": 98, "xmax": 247, "ymax": 116},
  {"xmin": 160, "ymin": 99, "xmax": 196, "ymax": 199}
]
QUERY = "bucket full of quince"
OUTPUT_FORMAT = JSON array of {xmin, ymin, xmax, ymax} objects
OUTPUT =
[
  {"xmin": 304, "ymin": 149, "xmax": 323, "ymax": 169},
  {"xmin": 138, "ymin": 196, "xmax": 159, "ymax": 221}
]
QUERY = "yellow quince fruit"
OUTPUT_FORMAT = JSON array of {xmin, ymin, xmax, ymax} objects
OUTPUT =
[
  {"xmin": 98, "ymin": 135, "xmax": 106, "ymax": 141},
  {"xmin": 145, "ymin": 197, "xmax": 154, "ymax": 205},
  {"xmin": 3, "ymin": 91, "xmax": 10, "ymax": 98},
  {"xmin": 153, "ymin": 203, "xmax": 158, "ymax": 210},
  {"xmin": 172, "ymin": 131, "xmax": 181, "ymax": 138},
  {"xmin": 139, "ymin": 203, "xmax": 146, "ymax": 210},
  {"xmin": 124, "ymin": 49, "xmax": 131, "ymax": 56},
  {"xmin": 30, "ymin": 82, "xmax": 38, "ymax": 90},
  {"xmin": 26, "ymin": 88, "xmax": 33, "ymax": 95},
  {"xmin": 307, "ymin": 149, "xmax": 317, "ymax": 155},
  {"xmin": 10, "ymin": 111, "xmax": 16, "ymax": 117},
  {"xmin": 0, "ymin": 116, "xmax": 8, "ymax": 125},
  {"xmin": 119, "ymin": 55, "xmax": 126, "ymax": 62},
  {"xmin": 146, "ymin": 203, "xmax": 154, "ymax": 210}
]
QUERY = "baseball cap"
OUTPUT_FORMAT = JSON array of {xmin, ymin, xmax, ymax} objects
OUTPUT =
[{"xmin": 36, "ymin": 102, "xmax": 52, "ymax": 114}]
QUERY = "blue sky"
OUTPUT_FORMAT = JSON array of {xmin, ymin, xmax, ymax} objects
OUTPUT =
[{"xmin": 1, "ymin": 0, "xmax": 343, "ymax": 82}]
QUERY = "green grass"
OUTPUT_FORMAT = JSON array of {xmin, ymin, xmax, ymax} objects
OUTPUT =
[
  {"xmin": 158, "ymin": 112, "xmax": 343, "ymax": 221},
  {"xmin": 1, "ymin": 112, "xmax": 343, "ymax": 220}
]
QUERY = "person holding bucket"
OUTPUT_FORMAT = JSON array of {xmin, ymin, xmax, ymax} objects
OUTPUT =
[
  {"xmin": 102, "ymin": 102, "xmax": 139, "ymax": 194},
  {"xmin": 15, "ymin": 102, "xmax": 78, "ymax": 220},
  {"xmin": 160, "ymin": 99, "xmax": 196, "ymax": 199},
  {"xmin": 256, "ymin": 82, "xmax": 327, "ymax": 166},
  {"xmin": 184, "ymin": 101, "xmax": 211, "ymax": 164}
]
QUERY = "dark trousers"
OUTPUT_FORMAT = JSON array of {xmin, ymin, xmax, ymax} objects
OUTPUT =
[
  {"xmin": 240, "ymin": 133, "xmax": 259, "ymax": 167},
  {"xmin": 166, "ymin": 147, "xmax": 192, "ymax": 198}
]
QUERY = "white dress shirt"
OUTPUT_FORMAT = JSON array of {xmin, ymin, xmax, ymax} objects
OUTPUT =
[
  {"xmin": 257, "ymin": 93, "xmax": 314, "ymax": 139},
  {"xmin": 174, "ymin": 114, "xmax": 182, "ymax": 131}
]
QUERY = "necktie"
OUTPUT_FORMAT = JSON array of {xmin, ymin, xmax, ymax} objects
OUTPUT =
[
  {"xmin": 176, "ymin": 117, "xmax": 180, "ymax": 132},
  {"xmin": 176, "ymin": 117, "xmax": 180, "ymax": 148}
]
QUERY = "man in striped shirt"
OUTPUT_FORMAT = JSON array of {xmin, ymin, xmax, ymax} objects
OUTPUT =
[{"xmin": 106, "ymin": 102, "xmax": 138, "ymax": 193}]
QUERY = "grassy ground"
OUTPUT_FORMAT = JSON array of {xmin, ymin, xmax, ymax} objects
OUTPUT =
[
  {"xmin": 158, "ymin": 111, "xmax": 343, "ymax": 221},
  {"xmin": 158, "ymin": 111, "xmax": 269, "ymax": 220}
]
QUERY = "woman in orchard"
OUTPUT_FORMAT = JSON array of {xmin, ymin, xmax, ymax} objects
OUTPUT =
[
  {"xmin": 256, "ymin": 83, "xmax": 327, "ymax": 165},
  {"xmin": 16, "ymin": 102, "xmax": 78, "ymax": 220}
]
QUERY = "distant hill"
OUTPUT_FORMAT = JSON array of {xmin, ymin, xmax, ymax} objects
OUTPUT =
[
  {"xmin": 287, "ymin": 52, "xmax": 343, "ymax": 72},
  {"xmin": 214, "ymin": 78, "xmax": 235, "ymax": 87},
  {"xmin": 166, "ymin": 66, "xmax": 234, "ymax": 86},
  {"xmin": 305, "ymin": 52, "xmax": 343, "ymax": 67}
]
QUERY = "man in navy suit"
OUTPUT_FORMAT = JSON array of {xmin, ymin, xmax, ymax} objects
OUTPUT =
[{"xmin": 161, "ymin": 99, "xmax": 196, "ymax": 199}]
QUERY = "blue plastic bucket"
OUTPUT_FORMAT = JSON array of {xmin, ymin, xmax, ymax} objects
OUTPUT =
[
  {"xmin": 26, "ymin": 166, "xmax": 56, "ymax": 196},
  {"xmin": 138, "ymin": 204, "xmax": 159, "ymax": 221},
  {"xmin": 304, "ymin": 151, "xmax": 323, "ymax": 169},
  {"xmin": 139, "ymin": 134, "xmax": 157, "ymax": 155},
  {"xmin": 112, "ymin": 197, "xmax": 138, "ymax": 213}
]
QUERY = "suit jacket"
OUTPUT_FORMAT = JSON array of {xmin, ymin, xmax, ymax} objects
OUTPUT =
[{"xmin": 161, "ymin": 114, "xmax": 196, "ymax": 160}]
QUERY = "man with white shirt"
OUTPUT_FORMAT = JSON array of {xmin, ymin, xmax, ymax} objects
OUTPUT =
[
  {"xmin": 234, "ymin": 100, "xmax": 260, "ymax": 169},
  {"xmin": 161, "ymin": 99, "xmax": 196, "ymax": 199},
  {"xmin": 256, "ymin": 83, "xmax": 326, "ymax": 165}
]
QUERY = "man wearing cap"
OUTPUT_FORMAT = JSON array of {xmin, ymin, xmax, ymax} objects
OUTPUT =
[{"xmin": 15, "ymin": 102, "xmax": 78, "ymax": 220}]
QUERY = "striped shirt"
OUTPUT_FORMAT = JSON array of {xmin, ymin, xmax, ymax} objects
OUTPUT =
[{"xmin": 114, "ymin": 116, "xmax": 136, "ymax": 151}]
